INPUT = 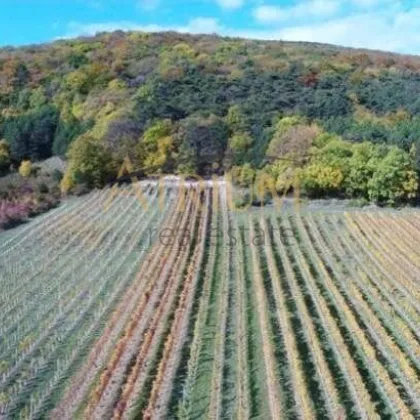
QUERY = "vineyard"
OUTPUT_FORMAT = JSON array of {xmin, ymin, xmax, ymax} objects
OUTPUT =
[{"xmin": 0, "ymin": 181, "xmax": 419, "ymax": 419}]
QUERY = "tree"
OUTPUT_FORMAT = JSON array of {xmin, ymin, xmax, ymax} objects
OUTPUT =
[
  {"xmin": 345, "ymin": 142, "xmax": 381, "ymax": 198},
  {"xmin": 3, "ymin": 105, "xmax": 59, "ymax": 161},
  {"xmin": 368, "ymin": 147, "xmax": 418, "ymax": 204},
  {"xmin": 229, "ymin": 133, "xmax": 253, "ymax": 153},
  {"xmin": 138, "ymin": 120, "xmax": 175, "ymax": 173},
  {"xmin": 62, "ymin": 134, "xmax": 114, "ymax": 191},
  {"xmin": 60, "ymin": 171, "xmax": 75, "ymax": 194},
  {"xmin": 29, "ymin": 87, "xmax": 48, "ymax": 109},
  {"xmin": 53, "ymin": 113, "xmax": 94, "ymax": 156},
  {"xmin": 300, "ymin": 163, "xmax": 344, "ymax": 197},
  {"xmin": 177, "ymin": 114, "xmax": 228, "ymax": 175},
  {"xmin": 266, "ymin": 117, "xmax": 318, "ymax": 164},
  {"xmin": 226, "ymin": 105, "xmax": 248, "ymax": 133},
  {"xmin": 224, "ymin": 132, "xmax": 254, "ymax": 169},
  {"xmin": 19, "ymin": 159, "xmax": 32, "ymax": 177},
  {"xmin": 0, "ymin": 140, "xmax": 10, "ymax": 175},
  {"xmin": 65, "ymin": 63, "xmax": 109, "ymax": 94}
]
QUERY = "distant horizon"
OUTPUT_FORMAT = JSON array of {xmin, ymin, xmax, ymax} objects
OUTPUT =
[{"xmin": 1, "ymin": 0, "xmax": 420, "ymax": 55}]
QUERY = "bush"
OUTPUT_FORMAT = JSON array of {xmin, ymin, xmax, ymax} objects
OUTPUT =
[
  {"xmin": 0, "ymin": 173, "xmax": 61, "ymax": 230},
  {"xmin": 19, "ymin": 160, "xmax": 32, "ymax": 177},
  {"xmin": 60, "ymin": 171, "xmax": 75, "ymax": 194}
]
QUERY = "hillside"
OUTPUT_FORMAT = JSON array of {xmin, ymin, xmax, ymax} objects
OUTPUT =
[
  {"xmin": 1, "ymin": 31, "xmax": 420, "ymax": 203},
  {"xmin": 1, "ymin": 31, "xmax": 420, "ymax": 420}
]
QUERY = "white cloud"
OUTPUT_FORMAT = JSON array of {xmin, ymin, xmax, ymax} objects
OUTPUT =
[
  {"xmin": 253, "ymin": 6, "xmax": 287, "ymax": 23},
  {"xmin": 246, "ymin": 6, "xmax": 420, "ymax": 54},
  {"xmin": 215, "ymin": 0, "xmax": 244, "ymax": 10},
  {"xmin": 253, "ymin": 0, "xmax": 340, "ymax": 24},
  {"xmin": 61, "ymin": 21, "xmax": 162, "ymax": 38},
  {"xmin": 187, "ymin": 18, "xmax": 222, "ymax": 33},
  {"xmin": 59, "ymin": 4, "xmax": 420, "ymax": 55},
  {"xmin": 278, "ymin": 14, "xmax": 397, "ymax": 50},
  {"xmin": 60, "ymin": 18, "xmax": 223, "ymax": 40},
  {"xmin": 394, "ymin": 7, "xmax": 420, "ymax": 28}
]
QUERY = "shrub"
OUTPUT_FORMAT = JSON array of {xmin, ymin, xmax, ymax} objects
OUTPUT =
[
  {"xmin": 19, "ymin": 160, "xmax": 32, "ymax": 177},
  {"xmin": 60, "ymin": 171, "xmax": 75, "ymax": 194}
]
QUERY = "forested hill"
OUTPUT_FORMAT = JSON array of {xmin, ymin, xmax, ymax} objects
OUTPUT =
[{"xmin": 2, "ymin": 31, "xmax": 420, "ymax": 203}]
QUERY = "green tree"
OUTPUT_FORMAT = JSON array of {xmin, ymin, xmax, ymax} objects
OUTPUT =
[
  {"xmin": 65, "ymin": 63, "xmax": 109, "ymax": 94},
  {"xmin": 345, "ymin": 142, "xmax": 382, "ymax": 198},
  {"xmin": 177, "ymin": 114, "xmax": 228, "ymax": 175},
  {"xmin": 229, "ymin": 133, "xmax": 253, "ymax": 153},
  {"xmin": 29, "ymin": 87, "xmax": 48, "ymax": 108},
  {"xmin": 62, "ymin": 134, "xmax": 113, "ymax": 191},
  {"xmin": 226, "ymin": 105, "xmax": 248, "ymax": 133},
  {"xmin": 0, "ymin": 139, "xmax": 11, "ymax": 175},
  {"xmin": 368, "ymin": 147, "xmax": 418, "ymax": 204},
  {"xmin": 139, "ymin": 120, "xmax": 175, "ymax": 173},
  {"xmin": 300, "ymin": 163, "xmax": 344, "ymax": 197},
  {"xmin": 53, "ymin": 113, "xmax": 93, "ymax": 156},
  {"xmin": 224, "ymin": 132, "xmax": 254, "ymax": 169},
  {"xmin": 3, "ymin": 105, "xmax": 59, "ymax": 161}
]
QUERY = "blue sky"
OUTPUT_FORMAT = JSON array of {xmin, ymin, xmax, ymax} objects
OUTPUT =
[{"xmin": 1, "ymin": 0, "xmax": 420, "ymax": 54}]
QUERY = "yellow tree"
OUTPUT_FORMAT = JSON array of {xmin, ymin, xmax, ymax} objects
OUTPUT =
[{"xmin": 19, "ymin": 159, "xmax": 32, "ymax": 177}]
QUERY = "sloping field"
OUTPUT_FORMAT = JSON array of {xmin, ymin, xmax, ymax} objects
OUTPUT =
[{"xmin": 0, "ymin": 182, "xmax": 419, "ymax": 419}]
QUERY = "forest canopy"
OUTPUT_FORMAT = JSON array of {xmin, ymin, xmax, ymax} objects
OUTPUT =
[{"xmin": 2, "ymin": 30, "xmax": 420, "ymax": 203}]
